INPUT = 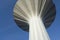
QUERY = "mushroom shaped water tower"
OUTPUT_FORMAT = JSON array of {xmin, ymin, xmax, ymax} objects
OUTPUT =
[{"xmin": 13, "ymin": 0, "xmax": 56, "ymax": 40}]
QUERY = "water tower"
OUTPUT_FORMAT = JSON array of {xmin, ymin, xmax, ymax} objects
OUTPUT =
[{"xmin": 13, "ymin": 0, "xmax": 56, "ymax": 40}]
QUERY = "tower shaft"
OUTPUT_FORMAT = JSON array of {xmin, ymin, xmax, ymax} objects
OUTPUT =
[{"xmin": 29, "ymin": 16, "xmax": 50, "ymax": 40}]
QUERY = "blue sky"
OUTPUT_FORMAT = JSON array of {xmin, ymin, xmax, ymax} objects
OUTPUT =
[{"xmin": 0, "ymin": 0, "xmax": 60, "ymax": 40}]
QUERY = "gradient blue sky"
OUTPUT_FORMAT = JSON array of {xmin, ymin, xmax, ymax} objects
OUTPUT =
[{"xmin": 0, "ymin": 0, "xmax": 60, "ymax": 40}]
